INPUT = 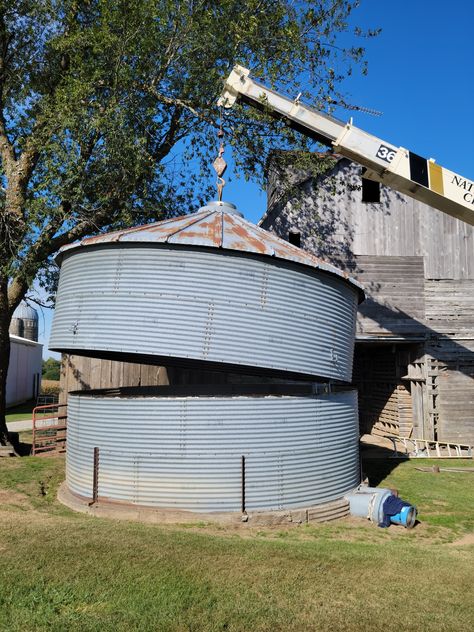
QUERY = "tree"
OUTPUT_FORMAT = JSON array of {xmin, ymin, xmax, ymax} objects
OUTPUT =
[
  {"xmin": 42, "ymin": 357, "xmax": 61, "ymax": 381},
  {"xmin": 0, "ymin": 0, "xmax": 377, "ymax": 445}
]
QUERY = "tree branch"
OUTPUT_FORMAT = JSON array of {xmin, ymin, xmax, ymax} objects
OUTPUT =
[
  {"xmin": 0, "ymin": 110, "xmax": 14, "ymax": 173},
  {"xmin": 8, "ymin": 196, "xmax": 125, "ymax": 311},
  {"xmin": 0, "ymin": 9, "xmax": 14, "ymax": 172},
  {"xmin": 152, "ymin": 107, "xmax": 183, "ymax": 163},
  {"xmin": 145, "ymin": 84, "xmax": 219, "ymax": 129}
]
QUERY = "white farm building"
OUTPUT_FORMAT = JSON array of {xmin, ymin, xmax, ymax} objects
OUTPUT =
[
  {"xmin": 7, "ymin": 302, "xmax": 43, "ymax": 408},
  {"xmin": 7, "ymin": 335, "xmax": 42, "ymax": 407}
]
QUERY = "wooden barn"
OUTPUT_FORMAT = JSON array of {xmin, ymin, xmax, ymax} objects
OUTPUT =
[
  {"xmin": 58, "ymin": 153, "xmax": 473, "ymax": 446},
  {"xmin": 58, "ymin": 356, "xmax": 266, "ymax": 405},
  {"xmin": 261, "ymin": 153, "xmax": 474, "ymax": 444}
]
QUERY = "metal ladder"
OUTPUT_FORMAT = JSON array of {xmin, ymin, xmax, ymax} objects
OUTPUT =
[{"xmin": 386, "ymin": 435, "xmax": 473, "ymax": 459}]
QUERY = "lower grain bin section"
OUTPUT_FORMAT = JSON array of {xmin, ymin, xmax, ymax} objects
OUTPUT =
[
  {"xmin": 66, "ymin": 387, "xmax": 359, "ymax": 512},
  {"xmin": 50, "ymin": 245, "xmax": 359, "ymax": 383}
]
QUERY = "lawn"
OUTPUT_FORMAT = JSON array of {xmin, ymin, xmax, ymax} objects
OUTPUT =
[
  {"xmin": 5, "ymin": 399, "xmax": 35, "ymax": 423},
  {"xmin": 0, "ymin": 455, "xmax": 472, "ymax": 632}
]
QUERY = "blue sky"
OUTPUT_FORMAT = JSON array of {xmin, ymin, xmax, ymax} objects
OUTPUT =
[
  {"xmin": 228, "ymin": 0, "xmax": 474, "ymax": 222},
  {"xmin": 39, "ymin": 1, "xmax": 474, "ymax": 357}
]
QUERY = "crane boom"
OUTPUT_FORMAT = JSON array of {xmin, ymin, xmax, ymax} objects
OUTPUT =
[{"xmin": 218, "ymin": 65, "xmax": 474, "ymax": 226}]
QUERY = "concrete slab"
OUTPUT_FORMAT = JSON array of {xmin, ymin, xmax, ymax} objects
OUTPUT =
[
  {"xmin": 57, "ymin": 482, "xmax": 350, "ymax": 527},
  {"xmin": 7, "ymin": 419, "xmax": 33, "ymax": 432}
]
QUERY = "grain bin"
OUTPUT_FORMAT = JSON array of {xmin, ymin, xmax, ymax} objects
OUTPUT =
[
  {"xmin": 10, "ymin": 301, "xmax": 39, "ymax": 342},
  {"xmin": 50, "ymin": 202, "xmax": 363, "ymax": 383},
  {"xmin": 51, "ymin": 201, "xmax": 364, "ymax": 516},
  {"xmin": 66, "ymin": 385, "xmax": 359, "ymax": 512}
]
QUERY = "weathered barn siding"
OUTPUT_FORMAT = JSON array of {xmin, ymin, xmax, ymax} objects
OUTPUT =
[
  {"xmin": 424, "ymin": 340, "xmax": 474, "ymax": 443},
  {"xmin": 353, "ymin": 345, "xmax": 415, "ymax": 438},
  {"xmin": 351, "ymin": 256, "xmax": 425, "ymax": 336},
  {"xmin": 265, "ymin": 158, "xmax": 474, "ymax": 279},
  {"xmin": 262, "ymin": 155, "xmax": 474, "ymax": 443},
  {"xmin": 424, "ymin": 280, "xmax": 474, "ymax": 333},
  {"xmin": 59, "ymin": 355, "xmax": 269, "ymax": 405},
  {"xmin": 59, "ymin": 355, "xmax": 170, "ymax": 404}
]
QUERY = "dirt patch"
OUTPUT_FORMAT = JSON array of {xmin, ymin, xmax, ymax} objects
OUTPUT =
[
  {"xmin": 58, "ymin": 482, "xmax": 350, "ymax": 529},
  {"xmin": 0, "ymin": 488, "xmax": 31, "ymax": 508},
  {"xmin": 448, "ymin": 533, "xmax": 474, "ymax": 547}
]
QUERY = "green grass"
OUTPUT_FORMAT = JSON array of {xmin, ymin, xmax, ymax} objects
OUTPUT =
[
  {"xmin": 0, "ymin": 456, "xmax": 472, "ymax": 632},
  {"xmin": 5, "ymin": 399, "xmax": 35, "ymax": 422},
  {"xmin": 363, "ymin": 458, "xmax": 474, "ymax": 533}
]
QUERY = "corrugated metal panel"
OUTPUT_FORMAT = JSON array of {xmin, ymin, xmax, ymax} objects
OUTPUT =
[
  {"xmin": 67, "ymin": 390, "xmax": 359, "ymax": 511},
  {"xmin": 58, "ymin": 202, "xmax": 364, "ymax": 297},
  {"xmin": 12, "ymin": 301, "xmax": 38, "ymax": 321},
  {"xmin": 50, "ymin": 246, "xmax": 358, "ymax": 382},
  {"xmin": 6, "ymin": 336, "xmax": 43, "ymax": 407}
]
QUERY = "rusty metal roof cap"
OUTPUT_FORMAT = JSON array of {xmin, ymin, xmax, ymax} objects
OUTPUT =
[{"xmin": 59, "ymin": 201, "xmax": 364, "ymax": 298}]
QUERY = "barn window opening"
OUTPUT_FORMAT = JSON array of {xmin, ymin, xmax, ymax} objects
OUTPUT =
[
  {"xmin": 288, "ymin": 230, "xmax": 301, "ymax": 247},
  {"xmin": 362, "ymin": 177, "xmax": 380, "ymax": 203}
]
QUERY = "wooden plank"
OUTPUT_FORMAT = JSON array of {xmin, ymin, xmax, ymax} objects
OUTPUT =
[
  {"xmin": 99, "ymin": 359, "xmax": 112, "ymax": 389},
  {"xmin": 61, "ymin": 355, "xmax": 173, "ymax": 403},
  {"xmin": 123, "ymin": 361, "xmax": 141, "ymax": 387}
]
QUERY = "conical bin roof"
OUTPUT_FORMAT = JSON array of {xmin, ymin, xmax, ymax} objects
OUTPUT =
[{"xmin": 59, "ymin": 201, "xmax": 364, "ymax": 299}]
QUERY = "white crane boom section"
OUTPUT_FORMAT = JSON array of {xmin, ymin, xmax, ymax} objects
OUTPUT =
[{"xmin": 219, "ymin": 65, "xmax": 474, "ymax": 226}]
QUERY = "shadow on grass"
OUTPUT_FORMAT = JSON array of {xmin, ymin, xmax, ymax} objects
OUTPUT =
[
  {"xmin": 5, "ymin": 398, "xmax": 35, "ymax": 422},
  {"xmin": 16, "ymin": 439, "xmax": 33, "ymax": 457},
  {"xmin": 360, "ymin": 443, "xmax": 409, "ymax": 487},
  {"xmin": 6, "ymin": 430, "xmax": 33, "ymax": 457}
]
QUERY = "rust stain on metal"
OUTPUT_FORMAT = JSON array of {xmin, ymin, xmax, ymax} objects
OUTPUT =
[
  {"xmin": 209, "ymin": 212, "xmax": 224, "ymax": 245},
  {"xmin": 225, "ymin": 220, "xmax": 268, "ymax": 254},
  {"xmin": 58, "ymin": 202, "xmax": 363, "ymax": 296},
  {"xmin": 153, "ymin": 211, "xmax": 214, "ymax": 241},
  {"xmin": 170, "ymin": 212, "xmax": 224, "ymax": 246}
]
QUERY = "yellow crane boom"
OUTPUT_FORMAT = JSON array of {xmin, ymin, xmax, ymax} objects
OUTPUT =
[{"xmin": 219, "ymin": 65, "xmax": 474, "ymax": 226}]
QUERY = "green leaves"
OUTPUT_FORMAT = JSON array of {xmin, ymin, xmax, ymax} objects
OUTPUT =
[{"xmin": 0, "ymin": 0, "xmax": 376, "ymax": 303}]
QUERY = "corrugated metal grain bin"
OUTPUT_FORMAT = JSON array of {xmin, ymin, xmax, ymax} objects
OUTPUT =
[
  {"xmin": 50, "ymin": 202, "xmax": 363, "ymax": 382},
  {"xmin": 66, "ymin": 386, "xmax": 359, "ymax": 512}
]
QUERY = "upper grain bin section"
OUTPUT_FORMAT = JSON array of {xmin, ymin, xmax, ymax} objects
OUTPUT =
[{"xmin": 50, "ymin": 201, "xmax": 363, "ymax": 382}]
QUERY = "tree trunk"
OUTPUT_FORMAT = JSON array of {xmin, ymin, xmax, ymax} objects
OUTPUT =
[{"xmin": 0, "ymin": 277, "xmax": 11, "ymax": 445}]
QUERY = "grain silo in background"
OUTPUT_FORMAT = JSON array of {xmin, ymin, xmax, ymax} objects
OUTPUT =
[
  {"xmin": 51, "ymin": 201, "xmax": 364, "ymax": 517},
  {"xmin": 10, "ymin": 301, "xmax": 39, "ymax": 342},
  {"xmin": 7, "ymin": 302, "xmax": 42, "ymax": 407}
]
